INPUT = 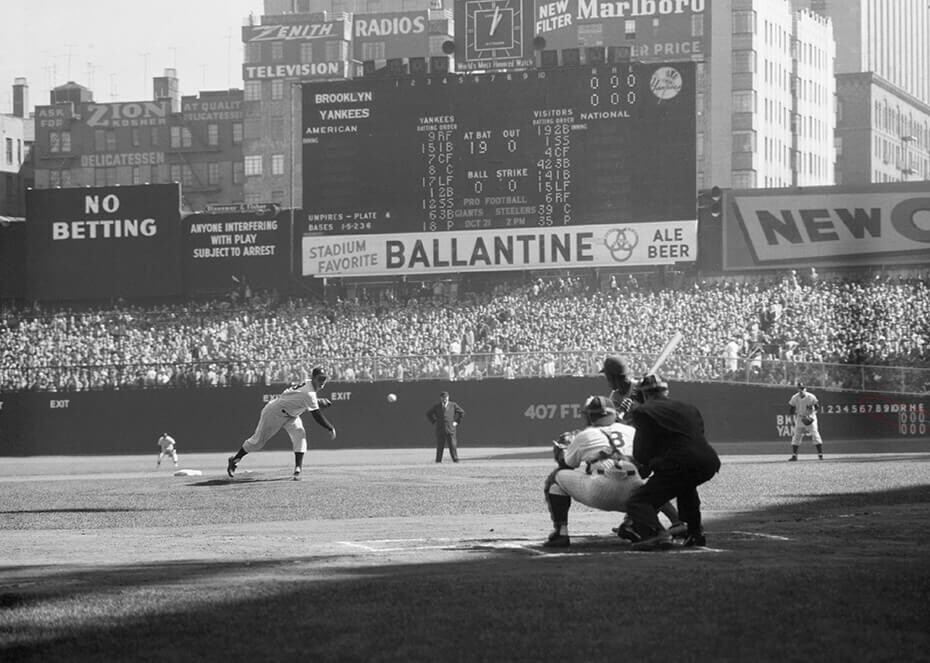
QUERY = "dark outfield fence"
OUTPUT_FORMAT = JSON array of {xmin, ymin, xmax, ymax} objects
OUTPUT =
[{"xmin": 0, "ymin": 379, "xmax": 926, "ymax": 456}]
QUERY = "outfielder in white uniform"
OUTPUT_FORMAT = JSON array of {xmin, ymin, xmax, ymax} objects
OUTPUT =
[
  {"xmin": 226, "ymin": 367, "xmax": 336, "ymax": 480},
  {"xmin": 543, "ymin": 395, "xmax": 680, "ymax": 548},
  {"xmin": 156, "ymin": 433, "xmax": 178, "ymax": 468},
  {"xmin": 788, "ymin": 382, "xmax": 823, "ymax": 461}
]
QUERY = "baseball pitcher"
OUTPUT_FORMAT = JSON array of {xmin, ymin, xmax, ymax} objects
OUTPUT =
[{"xmin": 227, "ymin": 366, "xmax": 336, "ymax": 480}]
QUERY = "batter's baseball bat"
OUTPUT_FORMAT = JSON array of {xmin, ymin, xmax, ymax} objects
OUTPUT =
[{"xmin": 647, "ymin": 331, "xmax": 684, "ymax": 376}]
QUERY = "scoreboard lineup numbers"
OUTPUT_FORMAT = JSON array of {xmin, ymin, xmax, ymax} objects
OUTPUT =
[{"xmin": 301, "ymin": 63, "xmax": 696, "ymax": 235}]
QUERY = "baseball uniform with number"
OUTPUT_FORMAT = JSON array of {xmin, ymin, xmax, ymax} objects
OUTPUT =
[
  {"xmin": 243, "ymin": 381, "xmax": 324, "ymax": 454},
  {"xmin": 549, "ymin": 421, "xmax": 644, "ymax": 511},
  {"xmin": 789, "ymin": 389, "xmax": 822, "ymax": 444}
]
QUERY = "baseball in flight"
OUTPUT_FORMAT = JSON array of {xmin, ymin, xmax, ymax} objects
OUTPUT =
[{"xmin": 387, "ymin": 393, "xmax": 397, "ymax": 403}]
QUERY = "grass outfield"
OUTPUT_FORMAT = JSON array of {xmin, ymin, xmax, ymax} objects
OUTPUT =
[{"xmin": 1, "ymin": 449, "xmax": 929, "ymax": 662}]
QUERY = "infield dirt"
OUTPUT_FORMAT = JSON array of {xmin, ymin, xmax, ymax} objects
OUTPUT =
[{"xmin": 1, "ymin": 449, "xmax": 929, "ymax": 662}]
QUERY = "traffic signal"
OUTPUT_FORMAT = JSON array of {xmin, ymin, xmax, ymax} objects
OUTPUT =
[{"xmin": 709, "ymin": 186, "xmax": 722, "ymax": 220}]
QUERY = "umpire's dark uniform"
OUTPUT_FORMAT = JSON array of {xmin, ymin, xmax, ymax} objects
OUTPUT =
[
  {"xmin": 426, "ymin": 392, "xmax": 465, "ymax": 463},
  {"xmin": 627, "ymin": 395, "xmax": 720, "ymax": 542}
]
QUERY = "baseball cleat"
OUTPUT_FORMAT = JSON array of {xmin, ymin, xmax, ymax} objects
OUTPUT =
[
  {"xmin": 788, "ymin": 456, "xmax": 798, "ymax": 461},
  {"xmin": 631, "ymin": 531, "xmax": 673, "ymax": 551},
  {"xmin": 543, "ymin": 530, "xmax": 570, "ymax": 548},
  {"xmin": 615, "ymin": 522, "xmax": 641, "ymax": 543},
  {"xmin": 293, "ymin": 467, "xmax": 302, "ymax": 481},
  {"xmin": 667, "ymin": 521, "xmax": 688, "ymax": 539},
  {"xmin": 226, "ymin": 456, "xmax": 238, "ymax": 478},
  {"xmin": 681, "ymin": 533, "xmax": 707, "ymax": 548}
]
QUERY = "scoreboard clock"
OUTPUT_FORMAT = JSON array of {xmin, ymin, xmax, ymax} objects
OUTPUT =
[
  {"xmin": 465, "ymin": 0, "xmax": 525, "ymax": 61},
  {"xmin": 456, "ymin": 0, "xmax": 534, "ymax": 71}
]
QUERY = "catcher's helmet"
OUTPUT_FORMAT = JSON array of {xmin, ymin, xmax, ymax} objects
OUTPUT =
[
  {"xmin": 638, "ymin": 374, "xmax": 669, "ymax": 395},
  {"xmin": 582, "ymin": 395, "xmax": 617, "ymax": 426}
]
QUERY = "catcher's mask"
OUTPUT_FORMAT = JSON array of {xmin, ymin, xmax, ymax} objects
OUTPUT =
[
  {"xmin": 638, "ymin": 374, "xmax": 669, "ymax": 397},
  {"xmin": 582, "ymin": 395, "xmax": 617, "ymax": 426}
]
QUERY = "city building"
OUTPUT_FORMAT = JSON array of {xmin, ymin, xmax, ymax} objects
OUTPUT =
[
  {"xmin": 796, "ymin": 0, "xmax": 930, "ymax": 106},
  {"xmin": 835, "ymin": 72, "xmax": 930, "ymax": 185},
  {"xmin": 0, "ymin": 78, "xmax": 33, "ymax": 219},
  {"xmin": 31, "ymin": 70, "xmax": 244, "ymax": 211},
  {"xmin": 706, "ymin": 0, "xmax": 835, "ymax": 189},
  {"xmin": 241, "ymin": 0, "xmax": 453, "ymax": 208}
]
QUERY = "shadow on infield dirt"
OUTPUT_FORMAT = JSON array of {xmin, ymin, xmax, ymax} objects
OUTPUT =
[{"xmin": 1, "ymin": 485, "xmax": 929, "ymax": 662}]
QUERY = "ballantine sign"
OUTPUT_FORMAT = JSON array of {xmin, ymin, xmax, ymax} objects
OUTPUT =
[
  {"xmin": 729, "ymin": 188, "xmax": 930, "ymax": 267},
  {"xmin": 302, "ymin": 221, "xmax": 696, "ymax": 277}
]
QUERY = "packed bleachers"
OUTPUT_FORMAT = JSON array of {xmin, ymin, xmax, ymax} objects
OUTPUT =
[{"xmin": 1, "ymin": 270, "xmax": 928, "ymax": 393}]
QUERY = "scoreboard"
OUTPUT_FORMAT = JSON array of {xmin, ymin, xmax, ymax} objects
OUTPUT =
[{"xmin": 301, "ymin": 62, "xmax": 695, "ymax": 236}]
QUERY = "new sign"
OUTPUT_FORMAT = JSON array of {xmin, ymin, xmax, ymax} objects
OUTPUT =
[{"xmin": 725, "ymin": 185, "xmax": 930, "ymax": 269}]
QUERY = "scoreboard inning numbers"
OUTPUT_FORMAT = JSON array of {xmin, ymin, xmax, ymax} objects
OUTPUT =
[{"xmin": 301, "ymin": 62, "xmax": 696, "ymax": 235}]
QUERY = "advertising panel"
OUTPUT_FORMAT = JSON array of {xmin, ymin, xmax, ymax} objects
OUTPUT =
[
  {"xmin": 242, "ymin": 18, "xmax": 351, "ymax": 81},
  {"xmin": 533, "ymin": 0, "xmax": 708, "ymax": 61},
  {"xmin": 352, "ymin": 11, "xmax": 430, "ymax": 60},
  {"xmin": 25, "ymin": 184, "xmax": 183, "ymax": 300},
  {"xmin": 724, "ymin": 183, "xmax": 930, "ymax": 270},
  {"xmin": 301, "ymin": 220, "xmax": 696, "ymax": 277},
  {"xmin": 184, "ymin": 210, "xmax": 290, "ymax": 293}
]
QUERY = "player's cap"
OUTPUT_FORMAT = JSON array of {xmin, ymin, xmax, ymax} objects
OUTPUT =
[
  {"xmin": 638, "ymin": 374, "xmax": 669, "ymax": 394},
  {"xmin": 440, "ymin": 391, "xmax": 449, "ymax": 398},
  {"xmin": 311, "ymin": 366, "xmax": 328, "ymax": 380},
  {"xmin": 582, "ymin": 395, "xmax": 617, "ymax": 425},
  {"xmin": 797, "ymin": 382, "xmax": 805, "ymax": 389},
  {"xmin": 599, "ymin": 354, "xmax": 629, "ymax": 376}
]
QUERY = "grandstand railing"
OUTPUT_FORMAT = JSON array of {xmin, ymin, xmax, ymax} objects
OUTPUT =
[{"xmin": 2, "ymin": 353, "xmax": 928, "ymax": 395}]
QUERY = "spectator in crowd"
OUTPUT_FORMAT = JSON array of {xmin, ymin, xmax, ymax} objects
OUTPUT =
[{"xmin": 0, "ymin": 273, "xmax": 927, "ymax": 392}]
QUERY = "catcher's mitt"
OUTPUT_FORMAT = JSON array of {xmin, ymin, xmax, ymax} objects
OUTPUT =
[{"xmin": 801, "ymin": 415, "xmax": 814, "ymax": 425}]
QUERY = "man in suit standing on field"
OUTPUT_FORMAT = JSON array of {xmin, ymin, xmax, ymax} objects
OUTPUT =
[{"xmin": 426, "ymin": 391, "xmax": 465, "ymax": 463}]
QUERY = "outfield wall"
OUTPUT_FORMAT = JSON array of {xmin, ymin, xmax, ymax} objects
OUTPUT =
[{"xmin": 0, "ymin": 379, "xmax": 926, "ymax": 456}]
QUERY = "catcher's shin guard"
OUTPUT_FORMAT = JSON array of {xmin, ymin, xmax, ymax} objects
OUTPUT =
[{"xmin": 545, "ymin": 491, "xmax": 572, "ymax": 526}]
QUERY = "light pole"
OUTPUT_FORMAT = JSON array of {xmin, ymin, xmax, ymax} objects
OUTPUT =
[{"xmin": 290, "ymin": 81, "xmax": 301, "ymax": 277}]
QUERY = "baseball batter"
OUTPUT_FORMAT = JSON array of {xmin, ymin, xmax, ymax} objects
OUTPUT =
[
  {"xmin": 788, "ymin": 382, "xmax": 823, "ymax": 461},
  {"xmin": 156, "ymin": 432, "xmax": 178, "ymax": 468},
  {"xmin": 543, "ymin": 395, "xmax": 651, "ymax": 548},
  {"xmin": 226, "ymin": 366, "xmax": 336, "ymax": 480}
]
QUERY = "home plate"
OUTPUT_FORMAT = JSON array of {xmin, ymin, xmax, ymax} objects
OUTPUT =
[{"xmin": 174, "ymin": 469, "xmax": 203, "ymax": 476}]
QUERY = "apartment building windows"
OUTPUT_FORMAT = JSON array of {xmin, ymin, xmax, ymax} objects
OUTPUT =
[{"xmin": 244, "ymin": 155, "xmax": 263, "ymax": 176}]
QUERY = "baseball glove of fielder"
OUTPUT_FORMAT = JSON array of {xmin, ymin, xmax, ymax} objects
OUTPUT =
[
  {"xmin": 801, "ymin": 415, "xmax": 814, "ymax": 425},
  {"xmin": 318, "ymin": 398, "xmax": 333, "ymax": 409}
]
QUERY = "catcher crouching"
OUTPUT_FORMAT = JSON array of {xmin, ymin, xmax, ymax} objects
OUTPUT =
[{"xmin": 543, "ymin": 395, "xmax": 680, "ymax": 548}]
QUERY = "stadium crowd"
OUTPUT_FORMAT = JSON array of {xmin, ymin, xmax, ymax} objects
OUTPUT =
[{"xmin": 0, "ymin": 270, "xmax": 928, "ymax": 393}]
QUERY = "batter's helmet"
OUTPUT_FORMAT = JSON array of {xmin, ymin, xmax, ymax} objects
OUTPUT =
[
  {"xmin": 582, "ymin": 395, "xmax": 617, "ymax": 425},
  {"xmin": 638, "ymin": 374, "xmax": 669, "ymax": 395},
  {"xmin": 599, "ymin": 354, "xmax": 630, "ymax": 377}
]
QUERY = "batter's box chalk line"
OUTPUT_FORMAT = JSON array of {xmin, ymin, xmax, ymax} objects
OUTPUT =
[{"xmin": 728, "ymin": 531, "xmax": 791, "ymax": 541}]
